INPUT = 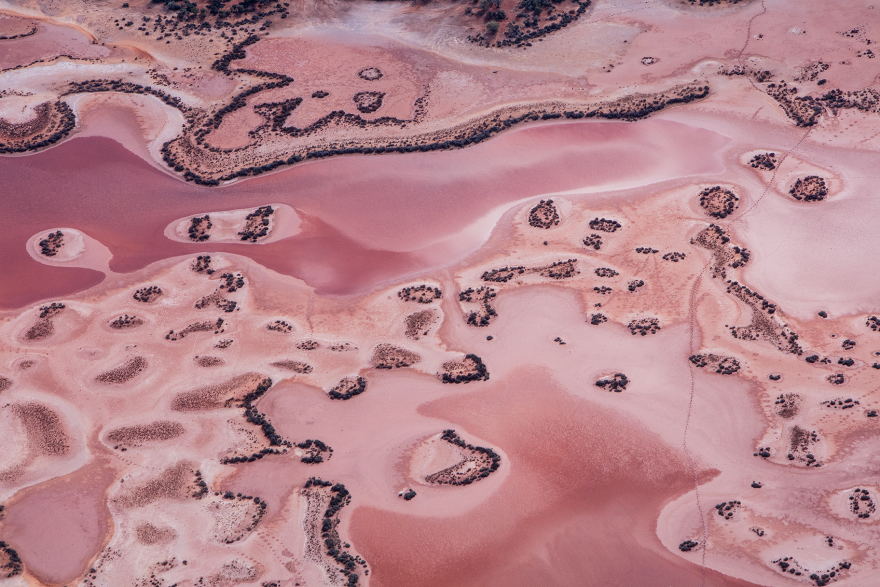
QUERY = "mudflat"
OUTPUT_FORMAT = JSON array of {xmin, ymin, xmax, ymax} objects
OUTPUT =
[{"xmin": 3, "ymin": 0, "xmax": 880, "ymax": 586}]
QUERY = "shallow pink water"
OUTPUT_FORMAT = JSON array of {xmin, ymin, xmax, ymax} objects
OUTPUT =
[
  {"xmin": 0, "ymin": 22, "xmax": 112, "ymax": 70},
  {"xmin": 0, "ymin": 118, "xmax": 727, "ymax": 309},
  {"xmin": 0, "ymin": 461, "xmax": 114, "ymax": 584},
  {"xmin": 349, "ymin": 369, "xmax": 756, "ymax": 587}
]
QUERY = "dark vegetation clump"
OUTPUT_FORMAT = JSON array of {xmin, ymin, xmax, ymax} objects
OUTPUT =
[
  {"xmin": 749, "ymin": 152, "xmax": 777, "ymax": 170},
  {"xmin": 328, "ymin": 376, "xmax": 367, "ymax": 400},
  {"xmin": 398, "ymin": 284, "xmax": 442, "ymax": 303},
  {"xmin": 165, "ymin": 318, "xmax": 225, "ymax": 341},
  {"xmin": 528, "ymin": 199, "xmax": 560, "ymax": 228},
  {"xmin": 303, "ymin": 477, "xmax": 368, "ymax": 583},
  {"xmin": 775, "ymin": 393, "xmax": 800, "ymax": 419},
  {"xmin": 191, "ymin": 469, "xmax": 209, "ymax": 499},
  {"xmin": 460, "ymin": 286, "xmax": 498, "ymax": 327},
  {"xmin": 148, "ymin": 69, "xmax": 707, "ymax": 185},
  {"xmin": 481, "ymin": 259, "xmax": 577, "ymax": 282},
  {"xmin": 25, "ymin": 302, "xmax": 66, "ymax": 340},
  {"xmin": 714, "ymin": 500, "xmax": 741, "ymax": 520},
  {"xmin": 39, "ymin": 302, "xmax": 65, "ymax": 319},
  {"xmin": 195, "ymin": 274, "xmax": 241, "ymax": 311},
  {"xmin": 402, "ymin": 489, "xmax": 416, "ymax": 501},
  {"xmin": 698, "ymin": 186, "xmax": 739, "ymax": 219},
  {"xmin": 0, "ymin": 25, "xmax": 36, "ymax": 41},
  {"xmin": 764, "ymin": 82, "xmax": 824, "ymax": 127},
  {"xmin": 848, "ymin": 487, "xmax": 875, "ymax": 519},
  {"xmin": 595, "ymin": 372, "xmax": 628, "ymax": 392},
  {"xmin": 679, "ymin": 540, "xmax": 699, "ymax": 552},
  {"xmin": 371, "ymin": 344, "xmax": 420, "ymax": 369},
  {"xmin": 270, "ymin": 360, "xmax": 312, "ymax": 374},
  {"xmin": 266, "ymin": 320, "xmax": 293, "ymax": 333},
  {"xmin": 440, "ymin": 354, "xmax": 490, "ymax": 384},
  {"xmin": 589, "ymin": 313, "xmax": 607, "ymax": 325},
  {"xmin": 635, "ymin": 247, "xmax": 658, "ymax": 254},
  {"xmin": 188, "ymin": 215, "xmax": 212, "ymax": 241},
  {"xmin": 0, "ymin": 100, "xmax": 76, "ymax": 155},
  {"xmin": 216, "ymin": 492, "xmax": 267, "ymax": 542},
  {"xmin": 405, "ymin": 309, "xmax": 437, "ymax": 340},
  {"xmin": 312, "ymin": 90, "xmax": 329, "ymax": 98},
  {"xmin": 297, "ymin": 439, "xmax": 332, "ymax": 464},
  {"xmin": 241, "ymin": 378, "xmax": 287, "ymax": 447},
  {"xmin": 482, "ymin": 265, "xmax": 527, "ymax": 283},
  {"xmin": 357, "ymin": 67, "xmax": 383, "ymax": 80},
  {"xmin": 353, "ymin": 91, "xmax": 384, "ymax": 114},
  {"xmin": 222, "ymin": 377, "xmax": 291, "ymax": 464},
  {"xmin": 662, "ymin": 251, "xmax": 686, "ymax": 262},
  {"xmin": 467, "ymin": 0, "xmax": 592, "ymax": 49},
  {"xmin": 192, "ymin": 255, "xmax": 215, "ymax": 274},
  {"xmin": 425, "ymin": 429, "xmax": 501, "ymax": 485},
  {"xmin": 589, "ymin": 217, "xmax": 621, "ymax": 232},
  {"xmin": 238, "ymin": 205, "xmax": 274, "ymax": 242},
  {"xmin": 95, "ymin": 356, "xmax": 149, "ymax": 384},
  {"xmin": 539, "ymin": 259, "xmax": 579, "ymax": 279},
  {"xmin": 821, "ymin": 397, "xmax": 860, "ymax": 410},
  {"xmin": 133, "ymin": 286, "xmax": 163, "ymax": 303},
  {"xmin": 195, "ymin": 355, "xmax": 225, "ymax": 367},
  {"xmin": 789, "ymin": 176, "xmax": 828, "ymax": 202},
  {"xmin": 771, "ymin": 555, "xmax": 852, "ymax": 585},
  {"xmin": 627, "ymin": 279, "xmax": 645, "ymax": 292},
  {"xmin": 0, "ymin": 541, "xmax": 23, "ymax": 578},
  {"xmin": 629, "ymin": 317, "xmax": 660, "ymax": 336},
  {"xmin": 692, "ymin": 224, "xmax": 750, "ymax": 279},
  {"xmin": 38, "ymin": 230, "xmax": 64, "ymax": 256},
  {"xmin": 689, "ymin": 353, "xmax": 741, "ymax": 375},
  {"xmin": 594, "ymin": 267, "xmax": 618, "ymax": 278},
  {"xmin": 582, "ymin": 234, "xmax": 603, "ymax": 250},
  {"xmin": 219, "ymin": 272, "xmax": 246, "ymax": 292},
  {"xmin": 725, "ymin": 280, "xmax": 805, "ymax": 356},
  {"xmin": 828, "ymin": 373, "xmax": 846, "ymax": 385}
]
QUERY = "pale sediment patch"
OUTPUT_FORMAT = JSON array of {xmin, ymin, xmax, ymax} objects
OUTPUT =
[
  {"xmin": 164, "ymin": 204, "xmax": 301, "ymax": 245},
  {"xmin": 26, "ymin": 227, "xmax": 113, "ymax": 275}
]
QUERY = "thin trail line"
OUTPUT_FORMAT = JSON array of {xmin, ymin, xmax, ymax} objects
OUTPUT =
[
  {"xmin": 675, "ymin": 3, "xmax": 824, "ymax": 582},
  {"xmin": 736, "ymin": 0, "xmax": 766, "ymax": 62},
  {"xmin": 680, "ymin": 102, "xmax": 811, "ymax": 587},
  {"xmin": 734, "ymin": 126, "xmax": 814, "ymax": 220},
  {"xmin": 684, "ymin": 269, "xmax": 708, "ymax": 585}
]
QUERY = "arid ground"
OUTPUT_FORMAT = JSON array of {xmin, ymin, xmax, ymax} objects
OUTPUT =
[{"xmin": 2, "ymin": 0, "xmax": 880, "ymax": 586}]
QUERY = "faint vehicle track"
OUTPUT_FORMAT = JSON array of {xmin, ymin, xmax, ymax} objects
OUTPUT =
[{"xmin": 681, "ymin": 4, "xmax": 818, "ymax": 583}]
